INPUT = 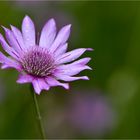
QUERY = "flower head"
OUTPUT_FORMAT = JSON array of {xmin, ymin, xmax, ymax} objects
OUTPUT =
[{"xmin": 0, "ymin": 15, "xmax": 92, "ymax": 94}]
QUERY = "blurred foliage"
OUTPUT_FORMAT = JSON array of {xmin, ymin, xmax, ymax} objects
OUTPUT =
[{"xmin": 0, "ymin": 1, "xmax": 140, "ymax": 139}]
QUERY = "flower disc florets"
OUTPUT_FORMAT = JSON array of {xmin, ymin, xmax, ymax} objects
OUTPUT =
[{"xmin": 21, "ymin": 47, "xmax": 55, "ymax": 77}]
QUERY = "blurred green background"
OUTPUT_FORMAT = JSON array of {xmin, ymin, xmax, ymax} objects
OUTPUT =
[{"xmin": 0, "ymin": 1, "xmax": 140, "ymax": 139}]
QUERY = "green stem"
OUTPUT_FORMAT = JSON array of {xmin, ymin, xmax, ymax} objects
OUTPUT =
[{"xmin": 30, "ymin": 86, "xmax": 46, "ymax": 139}]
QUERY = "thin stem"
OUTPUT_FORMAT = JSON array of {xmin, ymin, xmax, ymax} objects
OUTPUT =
[{"xmin": 30, "ymin": 86, "xmax": 46, "ymax": 139}]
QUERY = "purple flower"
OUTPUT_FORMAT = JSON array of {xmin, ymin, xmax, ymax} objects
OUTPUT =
[
  {"xmin": 0, "ymin": 15, "xmax": 92, "ymax": 94},
  {"xmin": 67, "ymin": 92, "xmax": 116, "ymax": 137}
]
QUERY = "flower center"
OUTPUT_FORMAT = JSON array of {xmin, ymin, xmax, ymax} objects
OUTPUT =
[{"xmin": 21, "ymin": 48, "xmax": 55, "ymax": 77}]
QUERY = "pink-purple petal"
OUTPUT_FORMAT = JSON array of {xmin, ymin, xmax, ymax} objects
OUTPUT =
[
  {"xmin": 58, "ymin": 57, "xmax": 91, "ymax": 68},
  {"xmin": 54, "ymin": 43, "xmax": 68, "ymax": 57},
  {"xmin": 46, "ymin": 76, "xmax": 69, "ymax": 89},
  {"xmin": 1, "ymin": 64, "xmax": 9, "ymax": 69},
  {"xmin": 39, "ymin": 18, "xmax": 56, "ymax": 48},
  {"xmin": 56, "ymin": 65, "xmax": 91, "ymax": 76},
  {"xmin": 22, "ymin": 15, "xmax": 36, "ymax": 47},
  {"xmin": 11, "ymin": 25, "xmax": 25, "ymax": 50},
  {"xmin": 71, "ymin": 57, "xmax": 91, "ymax": 65},
  {"xmin": 38, "ymin": 78, "xmax": 50, "ymax": 91},
  {"xmin": 2, "ymin": 26, "xmax": 22, "ymax": 53},
  {"xmin": 0, "ymin": 33, "xmax": 19, "ymax": 60},
  {"xmin": 0, "ymin": 52, "xmax": 22, "ymax": 71},
  {"xmin": 32, "ymin": 79, "xmax": 41, "ymax": 94},
  {"xmin": 32, "ymin": 78, "xmax": 50, "ymax": 94},
  {"xmin": 55, "ymin": 74, "xmax": 89, "ymax": 82},
  {"xmin": 50, "ymin": 24, "xmax": 71, "ymax": 52},
  {"xmin": 56, "ymin": 48, "xmax": 92, "ymax": 64},
  {"xmin": 17, "ymin": 74, "xmax": 34, "ymax": 83}
]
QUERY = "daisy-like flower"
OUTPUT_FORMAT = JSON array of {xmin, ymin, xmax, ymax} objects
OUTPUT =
[{"xmin": 0, "ymin": 15, "xmax": 92, "ymax": 94}]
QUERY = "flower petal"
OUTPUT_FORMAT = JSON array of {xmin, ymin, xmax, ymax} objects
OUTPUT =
[
  {"xmin": 1, "ymin": 64, "xmax": 9, "ymax": 69},
  {"xmin": 0, "ymin": 52, "xmax": 22, "ymax": 71},
  {"xmin": 50, "ymin": 24, "xmax": 71, "ymax": 52},
  {"xmin": 39, "ymin": 18, "xmax": 56, "ymax": 48},
  {"xmin": 17, "ymin": 74, "xmax": 34, "ymax": 83},
  {"xmin": 32, "ymin": 79, "xmax": 41, "ymax": 94},
  {"xmin": 70, "ymin": 57, "xmax": 91, "ymax": 65},
  {"xmin": 55, "ymin": 74, "xmax": 89, "ymax": 82},
  {"xmin": 0, "ymin": 33, "xmax": 19, "ymax": 60},
  {"xmin": 58, "ymin": 57, "xmax": 91, "ymax": 68},
  {"xmin": 56, "ymin": 65, "xmax": 91, "ymax": 76},
  {"xmin": 2, "ymin": 26, "xmax": 22, "ymax": 53},
  {"xmin": 32, "ymin": 79, "xmax": 50, "ymax": 94},
  {"xmin": 22, "ymin": 15, "xmax": 35, "ymax": 47},
  {"xmin": 46, "ymin": 76, "xmax": 69, "ymax": 89},
  {"xmin": 56, "ymin": 48, "xmax": 93, "ymax": 64},
  {"xmin": 56, "ymin": 57, "xmax": 92, "ymax": 76},
  {"xmin": 54, "ymin": 43, "xmax": 68, "ymax": 57},
  {"xmin": 11, "ymin": 25, "xmax": 25, "ymax": 50}
]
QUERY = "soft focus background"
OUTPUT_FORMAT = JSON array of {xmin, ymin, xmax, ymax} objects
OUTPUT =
[{"xmin": 0, "ymin": 1, "xmax": 140, "ymax": 139}]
